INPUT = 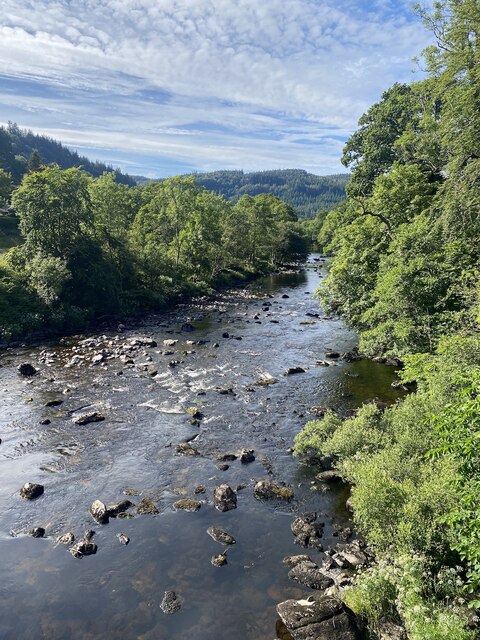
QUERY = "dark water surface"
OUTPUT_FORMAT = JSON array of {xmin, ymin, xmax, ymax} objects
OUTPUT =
[{"xmin": 0, "ymin": 257, "xmax": 403, "ymax": 639}]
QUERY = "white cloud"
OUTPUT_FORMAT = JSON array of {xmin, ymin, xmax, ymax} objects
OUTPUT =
[{"xmin": 0, "ymin": 0, "xmax": 433, "ymax": 175}]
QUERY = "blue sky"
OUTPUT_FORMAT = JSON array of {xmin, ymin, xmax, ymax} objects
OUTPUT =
[{"xmin": 0, "ymin": 0, "xmax": 433, "ymax": 178}]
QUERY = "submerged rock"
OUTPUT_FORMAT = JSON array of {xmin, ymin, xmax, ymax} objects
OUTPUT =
[
  {"xmin": 283, "ymin": 555, "xmax": 312, "ymax": 568},
  {"xmin": 136, "ymin": 497, "xmax": 159, "ymax": 515},
  {"xmin": 173, "ymin": 498, "xmax": 202, "ymax": 512},
  {"xmin": 213, "ymin": 484, "xmax": 237, "ymax": 512},
  {"xmin": 276, "ymin": 594, "xmax": 361, "ymax": 640},
  {"xmin": 176, "ymin": 442, "xmax": 200, "ymax": 456},
  {"xmin": 20, "ymin": 483, "xmax": 44, "ymax": 500},
  {"xmin": 89, "ymin": 499, "xmax": 109, "ymax": 524},
  {"xmin": 160, "ymin": 590, "xmax": 181, "ymax": 614},
  {"xmin": 56, "ymin": 532, "xmax": 75, "ymax": 545},
  {"xmin": 207, "ymin": 526, "xmax": 236, "ymax": 545},
  {"xmin": 72, "ymin": 412, "xmax": 105, "ymax": 426},
  {"xmin": 254, "ymin": 479, "xmax": 294, "ymax": 501}
]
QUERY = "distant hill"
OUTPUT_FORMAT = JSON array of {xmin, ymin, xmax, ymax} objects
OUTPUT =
[
  {"xmin": 0, "ymin": 123, "xmax": 136, "ymax": 186},
  {"xmin": 190, "ymin": 169, "xmax": 349, "ymax": 218}
]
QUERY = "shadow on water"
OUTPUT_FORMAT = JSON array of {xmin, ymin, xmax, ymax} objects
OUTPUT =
[{"xmin": 0, "ymin": 256, "xmax": 407, "ymax": 639}]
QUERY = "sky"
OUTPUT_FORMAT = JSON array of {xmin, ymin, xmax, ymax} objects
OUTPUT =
[{"xmin": 0, "ymin": 0, "xmax": 433, "ymax": 178}]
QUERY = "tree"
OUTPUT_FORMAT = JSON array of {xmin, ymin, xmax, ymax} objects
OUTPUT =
[
  {"xmin": 12, "ymin": 165, "xmax": 92, "ymax": 259},
  {"xmin": 27, "ymin": 149, "xmax": 43, "ymax": 173},
  {"xmin": 0, "ymin": 168, "xmax": 12, "ymax": 206}
]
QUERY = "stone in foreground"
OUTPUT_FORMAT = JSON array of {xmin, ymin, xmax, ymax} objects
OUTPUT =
[
  {"xmin": 90, "ymin": 499, "xmax": 109, "ymax": 524},
  {"xmin": 70, "ymin": 539, "xmax": 97, "ymax": 558},
  {"xmin": 173, "ymin": 498, "xmax": 202, "ymax": 512},
  {"xmin": 254, "ymin": 479, "xmax": 294, "ymax": 501},
  {"xmin": 288, "ymin": 562, "xmax": 334, "ymax": 590},
  {"xmin": 18, "ymin": 363, "xmax": 37, "ymax": 376},
  {"xmin": 276, "ymin": 594, "xmax": 362, "ymax": 640},
  {"xmin": 213, "ymin": 484, "xmax": 237, "ymax": 512},
  {"xmin": 20, "ymin": 482, "xmax": 44, "ymax": 500}
]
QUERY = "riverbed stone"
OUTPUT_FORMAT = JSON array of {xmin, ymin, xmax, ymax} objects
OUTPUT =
[
  {"xmin": 207, "ymin": 526, "xmax": 236, "ymax": 545},
  {"xmin": 117, "ymin": 533, "xmax": 130, "ymax": 545},
  {"xmin": 29, "ymin": 527, "xmax": 45, "ymax": 538},
  {"xmin": 173, "ymin": 498, "xmax": 202, "ymax": 512},
  {"xmin": 89, "ymin": 499, "xmax": 109, "ymax": 524},
  {"xmin": 240, "ymin": 448, "xmax": 255, "ymax": 463},
  {"xmin": 288, "ymin": 562, "xmax": 334, "ymax": 590},
  {"xmin": 136, "ymin": 497, "xmax": 159, "ymax": 515},
  {"xmin": 316, "ymin": 470, "xmax": 343, "ymax": 483},
  {"xmin": 176, "ymin": 442, "xmax": 200, "ymax": 456},
  {"xmin": 56, "ymin": 532, "xmax": 75, "ymax": 545},
  {"xmin": 72, "ymin": 411, "xmax": 105, "ymax": 425},
  {"xmin": 214, "ymin": 484, "xmax": 237, "ymax": 512},
  {"xmin": 160, "ymin": 590, "xmax": 181, "ymax": 614},
  {"xmin": 283, "ymin": 555, "xmax": 313, "ymax": 567},
  {"xmin": 70, "ymin": 539, "xmax": 97, "ymax": 558},
  {"xmin": 254, "ymin": 479, "xmax": 294, "ymax": 501},
  {"xmin": 291, "ymin": 513, "xmax": 324, "ymax": 549},
  {"xmin": 18, "ymin": 363, "xmax": 37, "ymax": 376},
  {"xmin": 277, "ymin": 595, "xmax": 361, "ymax": 640},
  {"xmin": 20, "ymin": 482, "xmax": 44, "ymax": 500},
  {"xmin": 211, "ymin": 552, "xmax": 228, "ymax": 567},
  {"xmin": 285, "ymin": 367, "xmax": 306, "ymax": 375},
  {"xmin": 107, "ymin": 500, "xmax": 134, "ymax": 517}
]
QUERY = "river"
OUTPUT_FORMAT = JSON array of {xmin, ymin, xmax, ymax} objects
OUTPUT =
[{"xmin": 0, "ymin": 256, "xmax": 404, "ymax": 639}]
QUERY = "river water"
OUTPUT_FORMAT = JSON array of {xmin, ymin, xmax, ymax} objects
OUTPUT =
[{"xmin": 0, "ymin": 257, "xmax": 403, "ymax": 639}]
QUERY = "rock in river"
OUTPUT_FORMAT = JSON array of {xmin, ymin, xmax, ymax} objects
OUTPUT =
[
  {"xmin": 276, "ymin": 594, "xmax": 361, "ymax": 640},
  {"xmin": 20, "ymin": 483, "xmax": 44, "ymax": 500},
  {"xmin": 136, "ymin": 497, "xmax": 159, "ymax": 515},
  {"xmin": 288, "ymin": 561, "xmax": 334, "ymax": 590},
  {"xmin": 291, "ymin": 513, "xmax": 324, "ymax": 549},
  {"xmin": 57, "ymin": 532, "xmax": 75, "ymax": 545},
  {"xmin": 29, "ymin": 527, "xmax": 45, "ymax": 538},
  {"xmin": 18, "ymin": 363, "xmax": 37, "ymax": 376},
  {"xmin": 240, "ymin": 448, "xmax": 255, "ymax": 464},
  {"xmin": 70, "ymin": 539, "xmax": 97, "ymax": 559},
  {"xmin": 176, "ymin": 442, "xmax": 200, "ymax": 456},
  {"xmin": 160, "ymin": 590, "xmax": 181, "ymax": 614},
  {"xmin": 285, "ymin": 367, "xmax": 306, "ymax": 375},
  {"xmin": 90, "ymin": 499, "xmax": 109, "ymax": 524},
  {"xmin": 207, "ymin": 526, "xmax": 236, "ymax": 545},
  {"xmin": 107, "ymin": 500, "xmax": 134, "ymax": 517},
  {"xmin": 211, "ymin": 553, "xmax": 228, "ymax": 567},
  {"xmin": 254, "ymin": 479, "xmax": 293, "ymax": 501},
  {"xmin": 214, "ymin": 484, "xmax": 237, "ymax": 512},
  {"xmin": 173, "ymin": 498, "xmax": 202, "ymax": 512},
  {"xmin": 72, "ymin": 412, "xmax": 105, "ymax": 426}
]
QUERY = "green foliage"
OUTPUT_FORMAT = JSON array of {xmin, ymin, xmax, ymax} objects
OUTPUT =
[
  {"xmin": 0, "ymin": 168, "xmax": 12, "ymax": 206},
  {"xmin": 345, "ymin": 556, "xmax": 474, "ymax": 640}
]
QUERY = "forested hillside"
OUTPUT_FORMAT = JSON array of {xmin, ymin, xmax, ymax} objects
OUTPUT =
[
  {"xmin": 0, "ymin": 169, "xmax": 307, "ymax": 339},
  {"xmin": 192, "ymin": 169, "xmax": 348, "ymax": 218},
  {"xmin": 295, "ymin": 1, "xmax": 480, "ymax": 638},
  {"xmin": 0, "ymin": 123, "xmax": 135, "ymax": 186}
]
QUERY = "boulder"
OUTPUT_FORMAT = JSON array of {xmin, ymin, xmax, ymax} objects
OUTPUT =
[
  {"xmin": 173, "ymin": 498, "xmax": 202, "ymax": 512},
  {"xmin": 276, "ymin": 595, "xmax": 361, "ymax": 640},
  {"xmin": 288, "ymin": 562, "xmax": 334, "ymax": 590},
  {"xmin": 136, "ymin": 497, "xmax": 159, "ymax": 515},
  {"xmin": 240, "ymin": 449, "xmax": 255, "ymax": 464},
  {"xmin": 70, "ymin": 539, "xmax": 97, "ymax": 558},
  {"xmin": 211, "ymin": 553, "xmax": 228, "ymax": 567},
  {"xmin": 325, "ymin": 351, "xmax": 340, "ymax": 359},
  {"xmin": 29, "ymin": 527, "xmax": 45, "ymax": 538},
  {"xmin": 291, "ymin": 513, "xmax": 324, "ymax": 549},
  {"xmin": 213, "ymin": 484, "xmax": 237, "ymax": 512},
  {"xmin": 89, "ymin": 499, "xmax": 109, "ymax": 524},
  {"xmin": 117, "ymin": 533, "xmax": 130, "ymax": 545},
  {"xmin": 106, "ymin": 500, "xmax": 134, "ymax": 517},
  {"xmin": 18, "ymin": 363, "xmax": 37, "ymax": 376},
  {"xmin": 20, "ymin": 482, "xmax": 44, "ymax": 500},
  {"xmin": 316, "ymin": 470, "xmax": 343, "ymax": 483},
  {"xmin": 283, "ymin": 555, "xmax": 312, "ymax": 567},
  {"xmin": 207, "ymin": 526, "xmax": 236, "ymax": 545},
  {"xmin": 285, "ymin": 367, "xmax": 306, "ymax": 375},
  {"xmin": 254, "ymin": 479, "xmax": 294, "ymax": 501}
]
